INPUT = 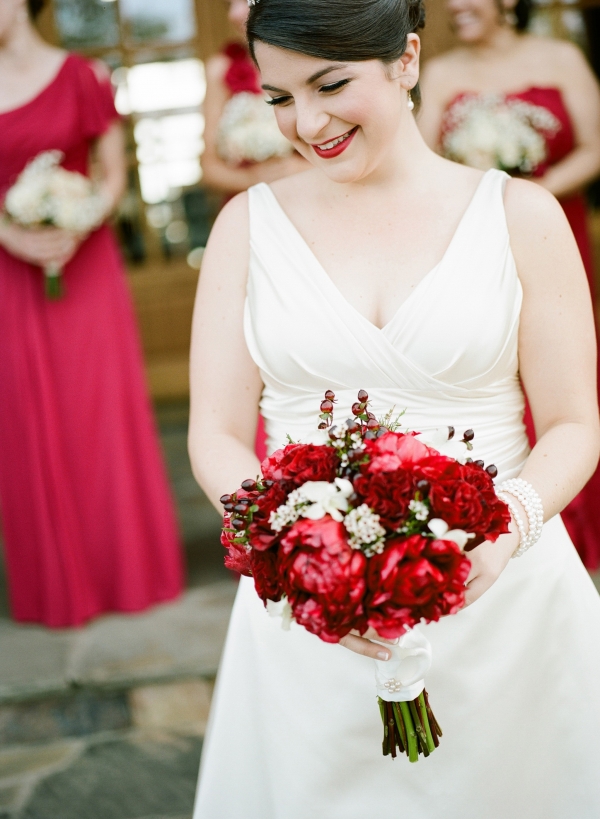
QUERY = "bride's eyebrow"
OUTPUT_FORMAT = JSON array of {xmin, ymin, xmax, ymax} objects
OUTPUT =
[{"xmin": 261, "ymin": 64, "xmax": 349, "ymax": 94}]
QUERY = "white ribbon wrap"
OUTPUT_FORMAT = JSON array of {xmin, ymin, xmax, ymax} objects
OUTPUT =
[{"xmin": 375, "ymin": 628, "xmax": 433, "ymax": 702}]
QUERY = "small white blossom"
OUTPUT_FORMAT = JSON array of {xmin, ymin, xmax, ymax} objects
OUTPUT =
[
  {"xmin": 267, "ymin": 597, "xmax": 294, "ymax": 630},
  {"xmin": 409, "ymin": 499, "xmax": 429, "ymax": 521},
  {"xmin": 269, "ymin": 478, "xmax": 354, "ymax": 531},
  {"xmin": 427, "ymin": 518, "xmax": 475, "ymax": 551},
  {"xmin": 344, "ymin": 504, "xmax": 386, "ymax": 556}
]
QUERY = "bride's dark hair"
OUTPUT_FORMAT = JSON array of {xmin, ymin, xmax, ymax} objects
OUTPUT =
[{"xmin": 247, "ymin": 0, "xmax": 426, "ymax": 105}]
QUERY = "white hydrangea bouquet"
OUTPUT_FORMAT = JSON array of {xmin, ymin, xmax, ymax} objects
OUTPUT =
[
  {"xmin": 3, "ymin": 151, "xmax": 108, "ymax": 299},
  {"xmin": 441, "ymin": 94, "xmax": 560, "ymax": 175},
  {"xmin": 217, "ymin": 92, "xmax": 293, "ymax": 164}
]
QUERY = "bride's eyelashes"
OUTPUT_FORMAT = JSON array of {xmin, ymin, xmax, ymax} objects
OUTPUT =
[{"xmin": 265, "ymin": 78, "xmax": 351, "ymax": 107}]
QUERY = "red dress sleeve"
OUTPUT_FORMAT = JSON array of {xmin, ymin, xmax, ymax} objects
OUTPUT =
[{"xmin": 71, "ymin": 54, "xmax": 119, "ymax": 140}]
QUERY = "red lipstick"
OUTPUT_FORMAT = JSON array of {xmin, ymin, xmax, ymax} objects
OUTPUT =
[{"xmin": 311, "ymin": 127, "xmax": 358, "ymax": 159}]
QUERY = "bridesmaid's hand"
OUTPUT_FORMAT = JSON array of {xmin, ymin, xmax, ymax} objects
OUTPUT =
[
  {"xmin": 339, "ymin": 627, "xmax": 398, "ymax": 661},
  {"xmin": 0, "ymin": 222, "xmax": 85, "ymax": 268},
  {"xmin": 464, "ymin": 526, "xmax": 519, "ymax": 606}
]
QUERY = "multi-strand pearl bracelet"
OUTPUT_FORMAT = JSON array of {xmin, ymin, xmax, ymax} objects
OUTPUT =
[{"xmin": 497, "ymin": 478, "xmax": 544, "ymax": 558}]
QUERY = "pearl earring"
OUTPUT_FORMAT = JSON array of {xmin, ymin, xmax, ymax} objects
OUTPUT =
[{"xmin": 407, "ymin": 90, "xmax": 415, "ymax": 112}]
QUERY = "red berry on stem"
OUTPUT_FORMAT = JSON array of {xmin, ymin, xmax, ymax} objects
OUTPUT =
[
  {"xmin": 463, "ymin": 429, "xmax": 475, "ymax": 442},
  {"xmin": 474, "ymin": 460, "xmax": 485, "ymax": 468},
  {"xmin": 241, "ymin": 479, "xmax": 257, "ymax": 492},
  {"xmin": 357, "ymin": 390, "xmax": 369, "ymax": 402},
  {"xmin": 231, "ymin": 519, "xmax": 246, "ymax": 530},
  {"xmin": 234, "ymin": 504, "xmax": 248, "ymax": 514},
  {"xmin": 318, "ymin": 422, "xmax": 328, "ymax": 430},
  {"xmin": 486, "ymin": 464, "xmax": 498, "ymax": 478},
  {"xmin": 448, "ymin": 426, "xmax": 455, "ymax": 440},
  {"xmin": 320, "ymin": 400, "xmax": 334, "ymax": 413},
  {"xmin": 367, "ymin": 418, "xmax": 379, "ymax": 430},
  {"xmin": 352, "ymin": 403, "xmax": 363, "ymax": 416},
  {"xmin": 223, "ymin": 502, "xmax": 235, "ymax": 512},
  {"xmin": 220, "ymin": 494, "xmax": 232, "ymax": 505},
  {"xmin": 324, "ymin": 390, "xmax": 335, "ymax": 401}
]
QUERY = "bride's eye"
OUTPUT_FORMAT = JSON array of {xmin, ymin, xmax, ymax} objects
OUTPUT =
[
  {"xmin": 319, "ymin": 79, "xmax": 350, "ymax": 94},
  {"xmin": 265, "ymin": 95, "xmax": 292, "ymax": 107}
]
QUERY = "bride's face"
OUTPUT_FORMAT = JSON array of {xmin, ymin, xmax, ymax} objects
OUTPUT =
[{"xmin": 254, "ymin": 40, "xmax": 420, "ymax": 184}]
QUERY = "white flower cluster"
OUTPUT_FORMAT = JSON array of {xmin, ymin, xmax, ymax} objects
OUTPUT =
[
  {"xmin": 409, "ymin": 499, "xmax": 429, "ymax": 521},
  {"xmin": 344, "ymin": 504, "xmax": 386, "ymax": 557},
  {"xmin": 5, "ymin": 151, "xmax": 107, "ymax": 232},
  {"xmin": 269, "ymin": 478, "xmax": 354, "ymax": 532},
  {"xmin": 441, "ymin": 94, "xmax": 560, "ymax": 174},
  {"xmin": 217, "ymin": 92, "xmax": 293, "ymax": 164}
]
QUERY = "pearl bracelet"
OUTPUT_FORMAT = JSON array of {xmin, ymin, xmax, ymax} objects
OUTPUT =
[{"xmin": 497, "ymin": 478, "xmax": 544, "ymax": 558}]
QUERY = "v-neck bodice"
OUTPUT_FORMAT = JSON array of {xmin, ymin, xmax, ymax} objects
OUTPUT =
[{"xmin": 244, "ymin": 169, "xmax": 527, "ymax": 477}]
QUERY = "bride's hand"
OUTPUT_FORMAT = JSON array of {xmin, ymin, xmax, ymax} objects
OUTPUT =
[
  {"xmin": 339, "ymin": 627, "xmax": 398, "ymax": 661},
  {"xmin": 464, "ymin": 525, "xmax": 520, "ymax": 606}
]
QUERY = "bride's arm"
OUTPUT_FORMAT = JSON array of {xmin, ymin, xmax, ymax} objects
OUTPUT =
[
  {"xmin": 464, "ymin": 177, "xmax": 600, "ymax": 605},
  {"xmin": 188, "ymin": 193, "xmax": 263, "ymax": 511}
]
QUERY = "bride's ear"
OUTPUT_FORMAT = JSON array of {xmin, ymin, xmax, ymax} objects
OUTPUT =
[{"xmin": 393, "ymin": 34, "xmax": 421, "ymax": 89}]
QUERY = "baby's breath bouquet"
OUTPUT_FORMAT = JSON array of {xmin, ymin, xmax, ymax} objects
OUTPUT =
[
  {"xmin": 4, "ymin": 151, "xmax": 107, "ymax": 298},
  {"xmin": 217, "ymin": 92, "xmax": 293, "ymax": 165},
  {"xmin": 441, "ymin": 94, "xmax": 560, "ymax": 175}
]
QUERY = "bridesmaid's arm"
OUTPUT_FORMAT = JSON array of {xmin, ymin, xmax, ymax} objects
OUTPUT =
[
  {"xmin": 94, "ymin": 120, "xmax": 127, "ymax": 216},
  {"xmin": 465, "ymin": 178, "xmax": 600, "ymax": 605},
  {"xmin": 417, "ymin": 57, "xmax": 452, "ymax": 150},
  {"xmin": 188, "ymin": 192, "xmax": 263, "ymax": 511},
  {"xmin": 540, "ymin": 42, "xmax": 600, "ymax": 198}
]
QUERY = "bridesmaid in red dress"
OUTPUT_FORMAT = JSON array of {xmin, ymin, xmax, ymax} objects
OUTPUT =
[
  {"xmin": 201, "ymin": 0, "xmax": 308, "ymax": 462},
  {"xmin": 0, "ymin": 0, "xmax": 183, "ymax": 626},
  {"xmin": 419, "ymin": 0, "xmax": 600, "ymax": 567}
]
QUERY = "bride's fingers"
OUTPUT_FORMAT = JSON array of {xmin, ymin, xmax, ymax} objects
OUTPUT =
[
  {"xmin": 360, "ymin": 627, "xmax": 399, "ymax": 645},
  {"xmin": 339, "ymin": 633, "xmax": 392, "ymax": 661},
  {"xmin": 464, "ymin": 574, "xmax": 487, "ymax": 606}
]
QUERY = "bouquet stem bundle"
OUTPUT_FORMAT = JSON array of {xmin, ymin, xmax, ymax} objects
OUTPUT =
[
  {"xmin": 379, "ymin": 691, "xmax": 441, "ymax": 761},
  {"xmin": 44, "ymin": 264, "xmax": 64, "ymax": 300}
]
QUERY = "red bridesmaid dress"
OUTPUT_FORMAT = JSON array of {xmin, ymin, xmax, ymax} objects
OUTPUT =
[
  {"xmin": 443, "ymin": 87, "xmax": 600, "ymax": 569},
  {"xmin": 0, "ymin": 54, "xmax": 184, "ymax": 627}
]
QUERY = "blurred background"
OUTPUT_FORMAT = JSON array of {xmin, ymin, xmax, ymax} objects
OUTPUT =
[{"xmin": 1, "ymin": 1, "xmax": 600, "ymax": 818}]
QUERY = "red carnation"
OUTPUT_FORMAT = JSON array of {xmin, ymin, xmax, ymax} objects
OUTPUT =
[
  {"xmin": 279, "ymin": 517, "xmax": 367, "ymax": 642},
  {"xmin": 221, "ymin": 514, "xmax": 252, "ymax": 576},
  {"xmin": 261, "ymin": 444, "xmax": 339, "ymax": 489},
  {"xmin": 223, "ymin": 43, "xmax": 261, "ymax": 94},
  {"xmin": 247, "ymin": 482, "xmax": 288, "ymax": 551},
  {"xmin": 366, "ymin": 535, "xmax": 470, "ymax": 638},
  {"xmin": 364, "ymin": 431, "xmax": 432, "ymax": 474},
  {"xmin": 353, "ymin": 469, "xmax": 415, "ymax": 530}
]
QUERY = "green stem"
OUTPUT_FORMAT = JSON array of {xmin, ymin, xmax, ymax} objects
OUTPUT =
[
  {"xmin": 391, "ymin": 702, "xmax": 407, "ymax": 754},
  {"xmin": 409, "ymin": 698, "xmax": 430, "ymax": 757},
  {"xmin": 44, "ymin": 269, "xmax": 64, "ymax": 299},
  {"xmin": 418, "ymin": 692, "xmax": 436, "ymax": 754},
  {"xmin": 399, "ymin": 701, "xmax": 419, "ymax": 763},
  {"xmin": 378, "ymin": 697, "xmax": 390, "ymax": 756}
]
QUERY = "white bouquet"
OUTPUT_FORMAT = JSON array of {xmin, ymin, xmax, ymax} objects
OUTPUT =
[
  {"xmin": 441, "ymin": 94, "xmax": 560, "ymax": 175},
  {"xmin": 217, "ymin": 92, "xmax": 293, "ymax": 165},
  {"xmin": 4, "ymin": 151, "xmax": 107, "ymax": 298}
]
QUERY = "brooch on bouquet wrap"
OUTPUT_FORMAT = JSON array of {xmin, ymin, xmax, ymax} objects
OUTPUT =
[{"xmin": 220, "ymin": 391, "xmax": 511, "ymax": 761}]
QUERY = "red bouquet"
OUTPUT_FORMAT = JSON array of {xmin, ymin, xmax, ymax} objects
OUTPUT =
[{"xmin": 221, "ymin": 391, "xmax": 511, "ymax": 761}]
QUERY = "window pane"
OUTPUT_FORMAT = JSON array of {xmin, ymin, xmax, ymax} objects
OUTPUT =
[
  {"xmin": 54, "ymin": 0, "xmax": 119, "ymax": 49},
  {"xmin": 120, "ymin": 0, "xmax": 196, "ymax": 44},
  {"xmin": 114, "ymin": 60, "xmax": 206, "ymax": 115}
]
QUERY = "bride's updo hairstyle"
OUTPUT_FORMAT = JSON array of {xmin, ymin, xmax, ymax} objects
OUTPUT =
[{"xmin": 247, "ymin": 0, "xmax": 426, "ymax": 106}]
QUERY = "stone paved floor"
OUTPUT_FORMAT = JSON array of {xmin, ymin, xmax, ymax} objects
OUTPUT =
[{"xmin": 0, "ymin": 403, "xmax": 234, "ymax": 819}]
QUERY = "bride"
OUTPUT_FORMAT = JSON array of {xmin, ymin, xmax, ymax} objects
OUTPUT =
[{"xmin": 189, "ymin": 0, "xmax": 600, "ymax": 816}]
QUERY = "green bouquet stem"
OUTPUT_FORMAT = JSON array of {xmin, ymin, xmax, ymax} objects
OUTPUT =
[
  {"xmin": 44, "ymin": 264, "xmax": 64, "ymax": 300},
  {"xmin": 378, "ymin": 690, "xmax": 441, "ymax": 761}
]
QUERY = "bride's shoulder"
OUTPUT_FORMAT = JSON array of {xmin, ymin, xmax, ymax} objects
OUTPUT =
[{"xmin": 503, "ymin": 178, "xmax": 580, "ymax": 286}]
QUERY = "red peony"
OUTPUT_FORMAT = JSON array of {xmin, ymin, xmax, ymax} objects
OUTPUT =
[
  {"xmin": 221, "ymin": 514, "xmax": 252, "ymax": 576},
  {"xmin": 364, "ymin": 431, "xmax": 432, "ymax": 474},
  {"xmin": 261, "ymin": 444, "xmax": 340, "ymax": 489},
  {"xmin": 279, "ymin": 517, "xmax": 367, "ymax": 642},
  {"xmin": 366, "ymin": 535, "xmax": 470, "ymax": 638},
  {"xmin": 353, "ymin": 469, "xmax": 415, "ymax": 530},
  {"xmin": 252, "ymin": 548, "xmax": 283, "ymax": 604}
]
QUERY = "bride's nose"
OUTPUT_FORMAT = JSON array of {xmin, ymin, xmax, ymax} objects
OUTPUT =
[{"xmin": 294, "ymin": 100, "xmax": 331, "ymax": 145}]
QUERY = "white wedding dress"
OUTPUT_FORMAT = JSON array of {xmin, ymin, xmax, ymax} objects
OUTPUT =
[{"xmin": 194, "ymin": 169, "xmax": 600, "ymax": 818}]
